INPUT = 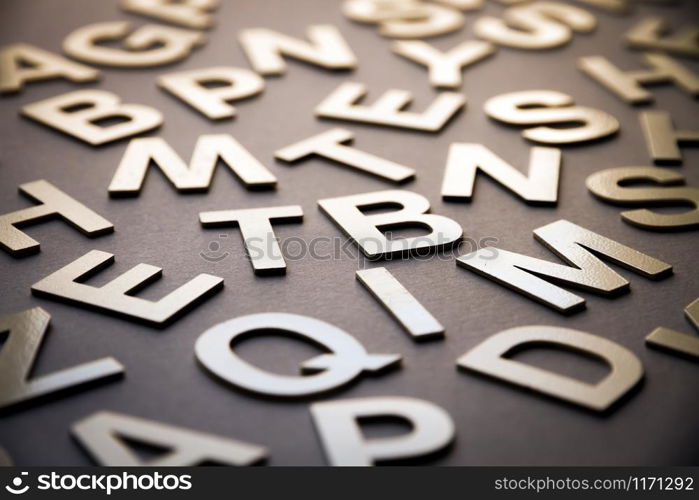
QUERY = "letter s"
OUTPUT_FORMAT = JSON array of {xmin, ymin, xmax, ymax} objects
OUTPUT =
[
  {"xmin": 179, "ymin": 475, "xmax": 192, "ymax": 490},
  {"xmin": 38, "ymin": 475, "xmax": 50, "ymax": 490}
]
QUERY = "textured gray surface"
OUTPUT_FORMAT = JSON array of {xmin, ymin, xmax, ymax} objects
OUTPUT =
[{"xmin": 0, "ymin": 0, "xmax": 697, "ymax": 465}]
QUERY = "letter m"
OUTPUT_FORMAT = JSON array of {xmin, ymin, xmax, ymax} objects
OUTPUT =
[
  {"xmin": 108, "ymin": 135, "xmax": 276, "ymax": 196},
  {"xmin": 457, "ymin": 219, "xmax": 672, "ymax": 313}
]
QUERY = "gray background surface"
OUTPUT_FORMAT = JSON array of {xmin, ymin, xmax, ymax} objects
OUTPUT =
[{"xmin": 0, "ymin": 0, "xmax": 697, "ymax": 466}]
